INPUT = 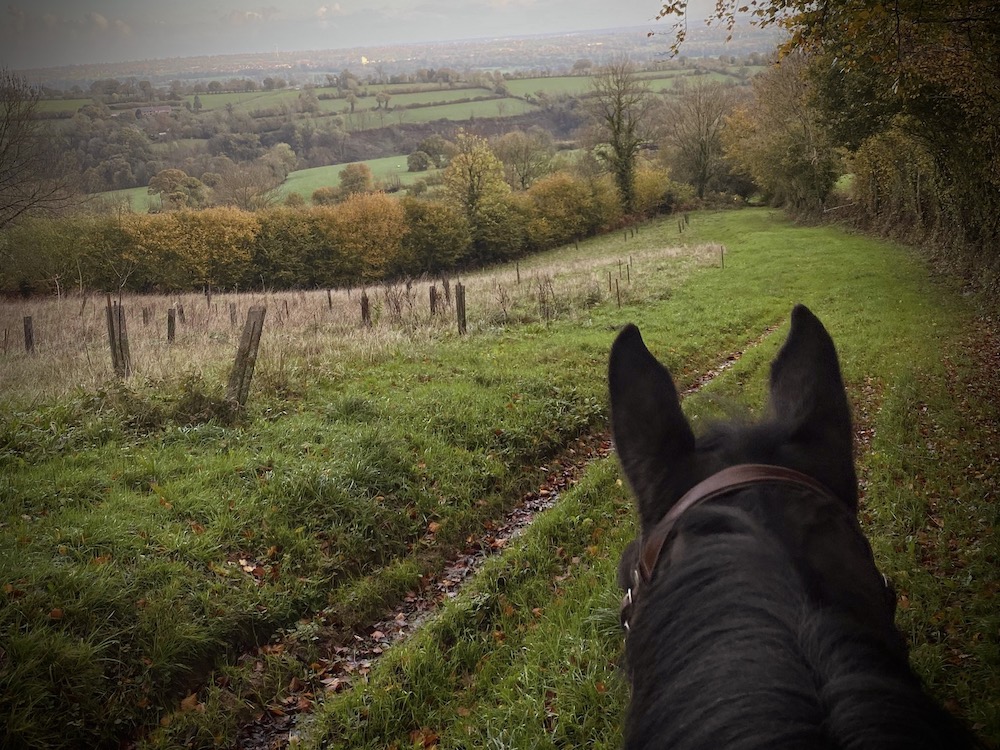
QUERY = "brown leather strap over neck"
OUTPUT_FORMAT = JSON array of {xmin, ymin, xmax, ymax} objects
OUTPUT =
[{"xmin": 638, "ymin": 464, "xmax": 838, "ymax": 582}]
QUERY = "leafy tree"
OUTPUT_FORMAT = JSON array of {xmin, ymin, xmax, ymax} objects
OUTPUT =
[
  {"xmin": 442, "ymin": 133, "xmax": 524, "ymax": 263},
  {"xmin": 722, "ymin": 52, "xmax": 841, "ymax": 214},
  {"xmin": 522, "ymin": 172, "xmax": 591, "ymax": 249},
  {"xmin": 0, "ymin": 68, "xmax": 80, "ymax": 228},
  {"xmin": 208, "ymin": 133, "xmax": 265, "ymax": 162},
  {"xmin": 442, "ymin": 133, "xmax": 510, "ymax": 220},
  {"xmin": 588, "ymin": 58, "xmax": 654, "ymax": 214},
  {"xmin": 339, "ymin": 163, "xmax": 374, "ymax": 195},
  {"xmin": 398, "ymin": 197, "xmax": 471, "ymax": 275},
  {"xmin": 416, "ymin": 135, "xmax": 456, "ymax": 168},
  {"xmin": 633, "ymin": 165, "xmax": 694, "ymax": 217},
  {"xmin": 148, "ymin": 168, "xmax": 208, "ymax": 210},
  {"xmin": 658, "ymin": 0, "xmax": 1000, "ymax": 287},
  {"xmin": 407, "ymin": 151, "xmax": 433, "ymax": 172}
]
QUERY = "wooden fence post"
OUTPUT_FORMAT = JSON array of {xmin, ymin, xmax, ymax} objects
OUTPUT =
[
  {"xmin": 142, "ymin": 307, "xmax": 150, "ymax": 326},
  {"xmin": 360, "ymin": 291, "xmax": 371, "ymax": 327},
  {"xmin": 105, "ymin": 295, "xmax": 131, "ymax": 378},
  {"xmin": 177, "ymin": 304, "xmax": 186, "ymax": 324},
  {"xmin": 616, "ymin": 279, "xmax": 621, "ymax": 309},
  {"xmin": 456, "ymin": 282, "xmax": 467, "ymax": 335},
  {"xmin": 229, "ymin": 302, "xmax": 238, "ymax": 327},
  {"xmin": 167, "ymin": 308, "xmax": 176, "ymax": 343},
  {"xmin": 429, "ymin": 285, "xmax": 438, "ymax": 316},
  {"xmin": 327, "ymin": 289, "xmax": 333, "ymax": 309},
  {"xmin": 443, "ymin": 278, "xmax": 451, "ymax": 305},
  {"xmin": 23, "ymin": 316, "xmax": 34, "ymax": 354},
  {"xmin": 226, "ymin": 305, "xmax": 267, "ymax": 409}
]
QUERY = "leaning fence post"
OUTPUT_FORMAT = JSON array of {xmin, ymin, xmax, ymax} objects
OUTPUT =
[
  {"xmin": 23, "ymin": 316, "xmax": 35, "ymax": 354},
  {"xmin": 167, "ymin": 308, "xmax": 176, "ymax": 343},
  {"xmin": 360, "ymin": 291, "xmax": 371, "ymax": 327},
  {"xmin": 226, "ymin": 305, "xmax": 266, "ymax": 409},
  {"xmin": 105, "ymin": 294, "xmax": 131, "ymax": 378},
  {"xmin": 455, "ymin": 282, "xmax": 467, "ymax": 335}
]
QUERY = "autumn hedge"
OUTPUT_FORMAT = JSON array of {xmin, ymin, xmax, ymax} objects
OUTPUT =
[{"xmin": 1, "ymin": 168, "xmax": 692, "ymax": 295}]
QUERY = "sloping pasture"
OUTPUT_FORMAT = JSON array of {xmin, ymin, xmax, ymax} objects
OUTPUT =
[
  {"xmin": 300, "ymin": 211, "xmax": 1000, "ymax": 748},
  {"xmin": 1, "ymin": 210, "xmax": 996, "ymax": 749}
]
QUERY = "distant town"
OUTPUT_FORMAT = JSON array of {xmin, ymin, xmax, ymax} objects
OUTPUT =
[{"xmin": 20, "ymin": 22, "xmax": 783, "ymax": 90}]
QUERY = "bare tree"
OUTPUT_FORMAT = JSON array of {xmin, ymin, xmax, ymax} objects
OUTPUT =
[
  {"xmin": 659, "ymin": 81, "xmax": 743, "ymax": 199},
  {"xmin": 0, "ymin": 68, "xmax": 80, "ymax": 229},
  {"xmin": 492, "ymin": 128, "xmax": 555, "ymax": 190},
  {"xmin": 589, "ymin": 57, "xmax": 654, "ymax": 214},
  {"xmin": 213, "ymin": 162, "xmax": 282, "ymax": 211}
]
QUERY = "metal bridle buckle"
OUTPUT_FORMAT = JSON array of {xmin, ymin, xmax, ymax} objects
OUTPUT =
[{"xmin": 620, "ymin": 566, "xmax": 642, "ymax": 637}]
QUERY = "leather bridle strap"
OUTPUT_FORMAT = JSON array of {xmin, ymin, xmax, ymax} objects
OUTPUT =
[{"xmin": 637, "ymin": 464, "xmax": 839, "ymax": 582}]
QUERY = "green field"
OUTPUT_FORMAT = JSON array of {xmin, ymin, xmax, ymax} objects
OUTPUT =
[
  {"xmin": 504, "ymin": 75, "xmax": 597, "ymax": 97},
  {"xmin": 35, "ymin": 98, "xmax": 92, "ymax": 114},
  {"xmin": 279, "ymin": 156, "xmax": 441, "ymax": 200},
  {"xmin": 92, "ymin": 185, "xmax": 159, "ymax": 212},
  {"xmin": 91, "ymin": 155, "xmax": 438, "ymax": 209},
  {"xmin": 1, "ymin": 210, "xmax": 995, "ymax": 749}
]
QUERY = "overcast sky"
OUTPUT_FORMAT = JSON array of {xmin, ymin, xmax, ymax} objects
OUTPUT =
[{"xmin": 1, "ymin": 0, "xmax": 719, "ymax": 70}]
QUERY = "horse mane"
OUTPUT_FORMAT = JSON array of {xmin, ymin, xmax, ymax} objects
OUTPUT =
[{"xmin": 624, "ymin": 503, "xmax": 976, "ymax": 750}]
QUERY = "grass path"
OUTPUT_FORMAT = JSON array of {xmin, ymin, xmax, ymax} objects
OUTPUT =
[{"xmin": 300, "ymin": 211, "xmax": 999, "ymax": 749}]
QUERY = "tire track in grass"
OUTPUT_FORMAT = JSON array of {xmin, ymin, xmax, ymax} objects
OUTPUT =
[{"xmin": 231, "ymin": 322, "xmax": 785, "ymax": 750}]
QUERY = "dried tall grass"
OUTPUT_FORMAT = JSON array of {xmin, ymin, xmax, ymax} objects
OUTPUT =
[{"xmin": 0, "ymin": 243, "xmax": 720, "ymax": 404}]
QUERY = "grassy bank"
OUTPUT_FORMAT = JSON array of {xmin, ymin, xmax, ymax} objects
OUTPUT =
[{"xmin": 1, "ymin": 210, "xmax": 996, "ymax": 748}]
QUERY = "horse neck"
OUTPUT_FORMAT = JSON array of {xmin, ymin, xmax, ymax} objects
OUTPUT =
[{"xmin": 623, "ymin": 508, "xmax": 968, "ymax": 750}]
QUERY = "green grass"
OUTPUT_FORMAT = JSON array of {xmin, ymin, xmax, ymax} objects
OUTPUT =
[
  {"xmin": 343, "ymin": 97, "xmax": 536, "ymax": 130},
  {"xmin": 301, "ymin": 210, "xmax": 999, "ymax": 748},
  {"xmin": 504, "ymin": 76, "xmax": 597, "ymax": 97},
  {"xmin": 89, "ymin": 155, "xmax": 436, "ymax": 208},
  {"xmin": 184, "ymin": 88, "xmax": 303, "ymax": 112},
  {"xmin": 2, "ymin": 210, "xmax": 996, "ymax": 748},
  {"xmin": 278, "ymin": 156, "xmax": 442, "ymax": 201},
  {"xmin": 36, "ymin": 98, "xmax": 92, "ymax": 114},
  {"xmin": 90, "ymin": 185, "xmax": 159, "ymax": 212}
]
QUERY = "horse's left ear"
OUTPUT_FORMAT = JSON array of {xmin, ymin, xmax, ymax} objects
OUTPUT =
[
  {"xmin": 769, "ymin": 305, "xmax": 858, "ymax": 509},
  {"xmin": 610, "ymin": 324, "xmax": 695, "ymax": 529}
]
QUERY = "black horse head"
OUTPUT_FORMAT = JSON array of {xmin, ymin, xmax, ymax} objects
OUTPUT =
[{"xmin": 609, "ymin": 305, "xmax": 977, "ymax": 749}]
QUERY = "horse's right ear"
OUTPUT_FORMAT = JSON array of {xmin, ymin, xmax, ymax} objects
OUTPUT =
[{"xmin": 609, "ymin": 324, "xmax": 695, "ymax": 529}]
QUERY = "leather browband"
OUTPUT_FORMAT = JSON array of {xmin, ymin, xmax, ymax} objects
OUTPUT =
[{"xmin": 637, "ymin": 464, "xmax": 839, "ymax": 583}]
